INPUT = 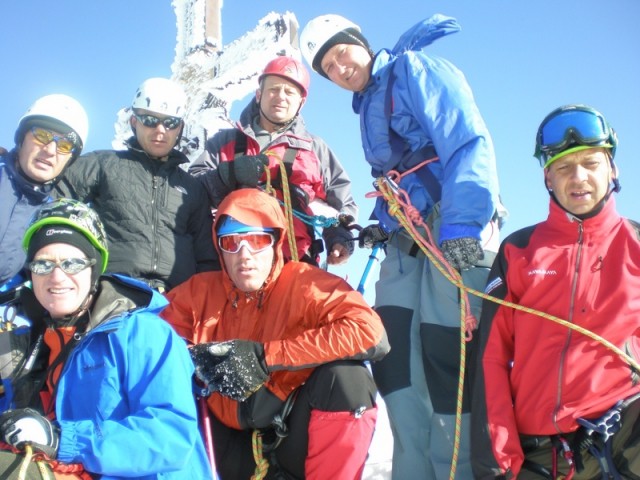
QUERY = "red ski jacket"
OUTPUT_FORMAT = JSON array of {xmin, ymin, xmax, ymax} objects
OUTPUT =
[{"xmin": 472, "ymin": 198, "xmax": 640, "ymax": 478}]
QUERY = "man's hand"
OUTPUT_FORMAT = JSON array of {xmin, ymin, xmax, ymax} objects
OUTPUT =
[
  {"xmin": 190, "ymin": 340, "xmax": 268, "ymax": 402},
  {"xmin": 215, "ymin": 154, "xmax": 269, "ymax": 192},
  {"xmin": 0, "ymin": 408, "xmax": 59, "ymax": 458},
  {"xmin": 326, "ymin": 242, "xmax": 351, "ymax": 265},
  {"xmin": 358, "ymin": 224, "xmax": 389, "ymax": 249},
  {"xmin": 440, "ymin": 237, "xmax": 484, "ymax": 271},
  {"xmin": 322, "ymin": 224, "xmax": 354, "ymax": 265}
]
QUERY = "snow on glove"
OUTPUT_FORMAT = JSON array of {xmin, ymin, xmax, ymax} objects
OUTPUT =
[
  {"xmin": 190, "ymin": 340, "xmax": 268, "ymax": 402},
  {"xmin": 0, "ymin": 408, "xmax": 59, "ymax": 458},
  {"xmin": 440, "ymin": 237, "xmax": 484, "ymax": 271},
  {"xmin": 358, "ymin": 224, "xmax": 389, "ymax": 249}
]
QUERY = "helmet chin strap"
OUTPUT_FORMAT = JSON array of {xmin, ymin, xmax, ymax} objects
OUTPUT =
[
  {"xmin": 50, "ymin": 281, "xmax": 98, "ymax": 329},
  {"xmin": 257, "ymin": 97, "xmax": 303, "ymax": 132}
]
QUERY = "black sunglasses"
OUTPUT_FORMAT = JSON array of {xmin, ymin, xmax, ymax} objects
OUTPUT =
[{"xmin": 133, "ymin": 113, "xmax": 182, "ymax": 130}]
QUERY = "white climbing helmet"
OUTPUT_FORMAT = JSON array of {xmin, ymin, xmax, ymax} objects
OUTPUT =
[
  {"xmin": 15, "ymin": 94, "xmax": 89, "ymax": 150},
  {"xmin": 300, "ymin": 14, "xmax": 363, "ymax": 73},
  {"xmin": 131, "ymin": 77, "xmax": 187, "ymax": 118}
]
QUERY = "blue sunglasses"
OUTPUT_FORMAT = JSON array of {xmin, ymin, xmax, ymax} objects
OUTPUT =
[{"xmin": 535, "ymin": 106, "xmax": 615, "ymax": 167}]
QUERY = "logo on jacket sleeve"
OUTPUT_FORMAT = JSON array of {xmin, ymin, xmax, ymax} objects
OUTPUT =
[{"xmin": 485, "ymin": 276, "xmax": 502, "ymax": 294}]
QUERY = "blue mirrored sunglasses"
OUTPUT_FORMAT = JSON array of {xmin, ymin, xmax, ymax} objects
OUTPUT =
[
  {"xmin": 134, "ymin": 113, "xmax": 182, "ymax": 130},
  {"xmin": 537, "ymin": 108, "xmax": 612, "ymax": 165}
]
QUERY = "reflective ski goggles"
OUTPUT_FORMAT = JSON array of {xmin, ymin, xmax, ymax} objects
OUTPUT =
[
  {"xmin": 218, "ymin": 233, "xmax": 275, "ymax": 254},
  {"xmin": 133, "ymin": 112, "xmax": 182, "ymax": 130},
  {"xmin": 29, "ymin": 257, "xmax": 96, "ymax": 276},
  {"xmin": 31, "ymin": 127, "xmax": 77, "ymax": 155},
  {"xmin": 535, "ymin": 107, "xmax": 614, "ymax": 167}
]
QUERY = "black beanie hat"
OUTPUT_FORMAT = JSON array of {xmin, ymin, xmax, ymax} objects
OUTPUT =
[
  {"xmin": 27, "ymin": 226, "xmax": 102, "ymax": 285},
  {"xmin": 313, "ymin": 27, "xmax": 373, "ymax": 78}
]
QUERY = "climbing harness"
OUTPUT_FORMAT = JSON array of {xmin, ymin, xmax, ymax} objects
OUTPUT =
[{"xmin": 249, "ymin": 391, "xmax": 298, "ymax": 480}]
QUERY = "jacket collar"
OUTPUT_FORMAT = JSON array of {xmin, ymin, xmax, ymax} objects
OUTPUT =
[
  {"xmin": 124, "ymin": 137, "xmax": 189, "ymax": 168},
  {"xmin": 2, "ymin": 149, "xmax": 54, "ymax": 201},
  {"xmin": 547, "ymin": 196, "xmax": 621, "ymax": 238}
]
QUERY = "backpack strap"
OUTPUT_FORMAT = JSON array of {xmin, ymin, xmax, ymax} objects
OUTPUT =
[{"xmin": 234, "ymin": 130, "xmax": 320, "ymax": 263}]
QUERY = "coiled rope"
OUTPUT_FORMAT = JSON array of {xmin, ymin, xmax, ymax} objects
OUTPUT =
[{"xmin": 251, "ymin": 430, "xmax": 269, "ymax": 480}]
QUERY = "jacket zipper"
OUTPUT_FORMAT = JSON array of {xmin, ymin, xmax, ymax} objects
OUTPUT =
[
  {"xmin": 151, "ymin": 176, "xmax": 159, "ymax": 273},
  {"xmin": 553, "ymin": 221, "xmax": 583, "ymax": 432}
]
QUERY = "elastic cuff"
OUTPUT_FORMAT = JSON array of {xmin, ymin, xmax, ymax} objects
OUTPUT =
[{"xmin": 438, "ymin": 223, "xmax": 482, "ymax": 244}]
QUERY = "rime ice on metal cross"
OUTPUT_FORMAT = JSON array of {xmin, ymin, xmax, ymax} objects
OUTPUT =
[{"xmin": 112, "ymin": 0, "xmax": 302, "ymax": 164}]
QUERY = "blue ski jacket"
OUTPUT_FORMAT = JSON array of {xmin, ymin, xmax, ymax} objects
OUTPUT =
[
  {"xmin": 0, "ymin": 149, "xmax": 52, "ymax": 287},
  {"xmin": 52, "ymin": 275, "xmax": 212, "ymax": 479},
  {"xmin": 352, "ymin": 15, "xmax": 502, "ymax": 242}
]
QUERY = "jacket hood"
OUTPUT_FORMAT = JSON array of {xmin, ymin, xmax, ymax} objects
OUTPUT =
[
  {"xmin": 352, "ymin": 14, "xmax": 461, "ymax": 113},
  {"xmin": 390, "ymin": 14, "xmax": 460, "ymax": 55},
  {"xmin": 213, "ymin": 189, "xmax": 286, "ymax": 294}
]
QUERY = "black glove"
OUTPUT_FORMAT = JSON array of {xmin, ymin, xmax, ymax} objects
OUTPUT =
[
  {"xmin": 0, "ymin": 408, "xmax": 59, "ymax": 458},
  {"xmin": 440, "ymin": 237, "xmax": 484, "ymax": 271},
  {"xmin": 358, "ymin": 224, "xmax": 389, "ymax": 249},
  {"xmin": 190, "ymin": 340, "xmax": 268, "ymax": 402},
  {"xmin": 215, "ymin": 154, "xmax": 269, "ymax": 191},
  {"xmin": 322, "ymin": 224, "xmax": 355, "ymax": 256}
]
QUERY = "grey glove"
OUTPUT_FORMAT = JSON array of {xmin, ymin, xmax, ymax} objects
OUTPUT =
[
  {"xmin": 0, "ymin": 408, "xmax": 59, "ymax": 459},
  {"xmin": 215, "ymin": 154, "xmax": 269, "ymax": 191},
  {"xmin": 358, "ymin": 224, "xmax": 389, "ymax": 249},
  {"xmin": 440, "ymin": 237, "xmax": 484, "ymax": 270},
  {"xmin": 190, "ymin": 340, "xmax": 268, "ymax": 402}
]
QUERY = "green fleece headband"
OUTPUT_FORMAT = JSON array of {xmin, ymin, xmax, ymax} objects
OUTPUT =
[{"xmin": 544, "ymin": 144, "xmax": 612, "ymax": 169}]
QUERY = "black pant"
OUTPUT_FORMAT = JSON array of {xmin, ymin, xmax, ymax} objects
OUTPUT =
[{"xmin": 211, "ymin": 361, "xmax": 377, "ymax": 480}]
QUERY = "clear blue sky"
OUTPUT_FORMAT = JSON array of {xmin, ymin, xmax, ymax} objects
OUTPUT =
[{"xmin": 3, "ymin": 1, "xmax": 639, "ymax": 301}]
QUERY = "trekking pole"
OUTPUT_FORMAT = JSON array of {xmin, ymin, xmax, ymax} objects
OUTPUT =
[
  {"xmin": 198, "ymin": 396, "xmax": 219, "ymax": 479},
  {"xmin": 357, "ymin": 243, "xmax": 383, "ymax": 295}
]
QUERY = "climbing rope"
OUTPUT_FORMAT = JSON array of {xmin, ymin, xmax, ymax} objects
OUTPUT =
[
  {"xmin": 261, "ymin": 150, "xmax": 341, "ymax": 263},
  {"xmin": 17, "ymin": 444, "xmax": 54, "ymax": 480},
  {"xmin": 373, "ymin": 172, "xmax": 472, "ymax": 480},
  {"xmin": 251, "ymin": 430, "xmax": 269, "ymax": 480},
  {"xmin": 261, "ymin": 150, "xmax": 299, "ymax": 262},
  {"xmin": 372, "ymin": 169, "xmax": 640, "ymax": 480}
]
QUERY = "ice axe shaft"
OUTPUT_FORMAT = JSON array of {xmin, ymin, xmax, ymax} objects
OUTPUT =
[
  {"xmin": 199, "ymin": 396, "xmax": 219, "ymax": 479},
  {"xmin": 357, "ymin": 244, "xmax": 383, "ymax": 295}
]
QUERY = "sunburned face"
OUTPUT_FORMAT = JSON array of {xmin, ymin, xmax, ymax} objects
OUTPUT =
[
  {"xmin": 320, "ymin": 43, "xmax": 372, "ymax": 92},
  {"xmin": 131, "ymin": 109, "xmax": 183, "ymax": 160},
  {"xmin": 256, "ymin": 76, "xmax": 305, "ymax": 131},
  {"xmin": 18, "ymin": 128, "xmax": 74, "ymax": 183},
  {"xmin": 31, "ymin": 243, "xmax": 93, "ymax": 318},
  {"xmin": 545, "ymin": 147, "xmax": 614, "ymax": 215},
  {"xmin": 222, "ymin": 240, "xmax": 275, "ymax": 293}
]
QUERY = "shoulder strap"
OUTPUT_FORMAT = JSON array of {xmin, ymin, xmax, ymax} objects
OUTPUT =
[
  {"xmin": 233, "ymin": 129, "xmax": 248, "ymax": 158},
  {"xmin": 384, "ymin": 66, "xmax": 441, "ymax": 203}
]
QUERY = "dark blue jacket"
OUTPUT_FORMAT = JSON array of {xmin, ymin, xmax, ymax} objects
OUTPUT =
[{"xmin": 0, "ymin": 150, "xmax": 52, "ymax": 286}]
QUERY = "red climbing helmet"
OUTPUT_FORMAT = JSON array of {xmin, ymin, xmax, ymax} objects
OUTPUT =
[{"xmin": 258, "ymin": 56, "xmax": 310, "ymax": 98}]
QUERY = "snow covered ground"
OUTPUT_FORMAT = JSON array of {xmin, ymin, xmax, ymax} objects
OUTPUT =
[{"xmin": 363, "ymin": 395, "xmax": 393, "ymax": 480}]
